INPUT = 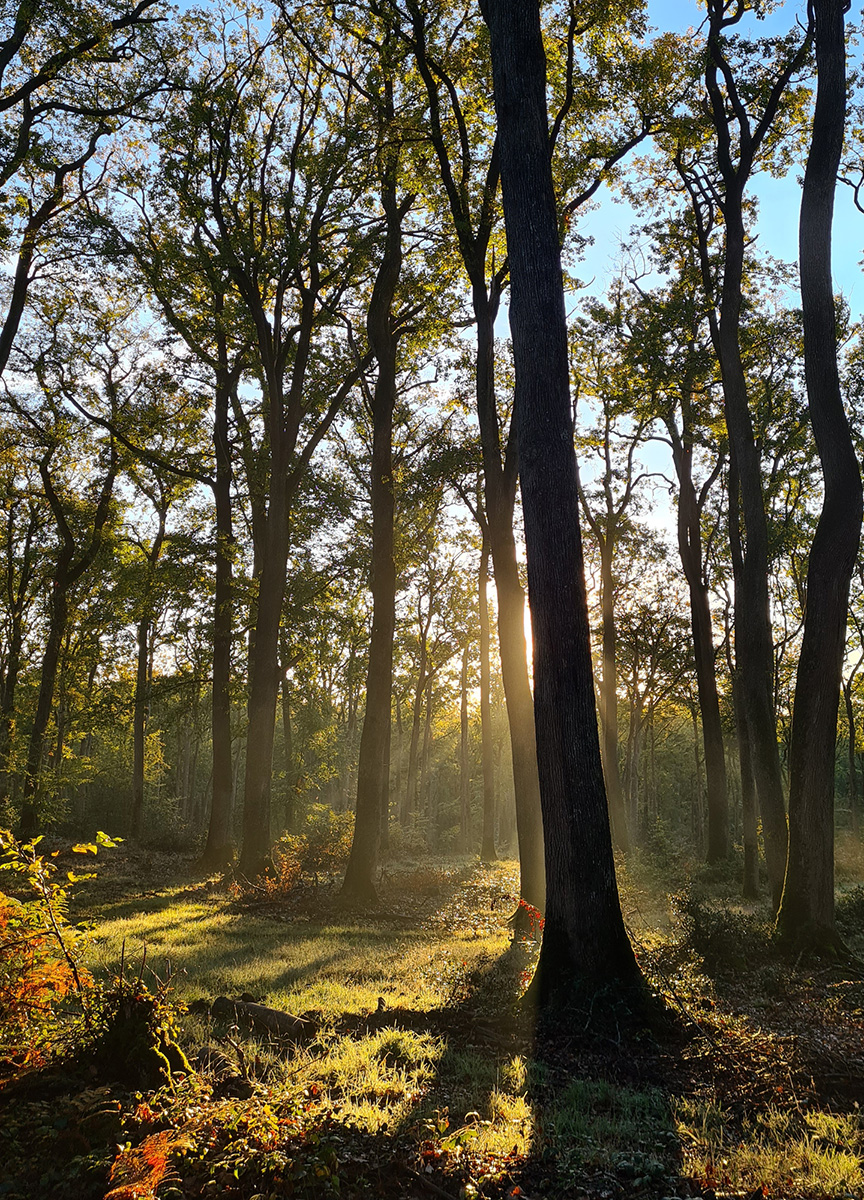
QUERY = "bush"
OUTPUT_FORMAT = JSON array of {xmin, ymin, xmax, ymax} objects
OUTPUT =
[
  {"xmin": 236, "ymin": 805, "xmax": 355, "ymax": 897},
  {"xmin": 672, "ymin": 886, "xmax": 774, "ymax": 975},
  {"xmin": 0, "ymin": 829, "xmax": 120, "ymax": 1061}
]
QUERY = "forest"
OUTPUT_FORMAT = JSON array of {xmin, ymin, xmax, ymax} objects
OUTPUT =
[{"xmin": 2, "ymin": 0, "xmax": 864, "ymax": 1197}]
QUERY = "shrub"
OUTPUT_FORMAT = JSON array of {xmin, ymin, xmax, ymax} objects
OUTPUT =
[
  {"xmin": 672, "ymin": 886, "xmax": 774, "ymax": 975},
  {"xmin": 0, "ymin": 829, "xmax": 119, "ymax": 1060}
]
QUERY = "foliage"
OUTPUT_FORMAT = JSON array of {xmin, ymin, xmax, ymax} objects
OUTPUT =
[
  {"xmin": 672, "ymin": 887, "xmax": 775, "ymax": 976},
  {"xmin": 0, "ymin": 829, "xmax": 120, "ymax": 1059},
  {"xmin": 234, "ymin": 805, "xmax": 356, "ymax": 897}
]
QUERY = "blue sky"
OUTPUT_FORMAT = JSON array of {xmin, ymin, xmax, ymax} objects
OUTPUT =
[{"xmin": 572, "ymin": 0, "xmax": 864, "ymax": 318}]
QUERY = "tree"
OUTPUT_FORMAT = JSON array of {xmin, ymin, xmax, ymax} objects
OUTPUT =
[
  {"xmin": 670, "ymin": 2, "xmax": 812, "ymax": 906},
  {"xmin": 482, "ymin": 0, "xmax": 641, "ymax": 1002},
  {"xmin": 777, "ymin": 0, "xmax": 863, "ymax": 948}
]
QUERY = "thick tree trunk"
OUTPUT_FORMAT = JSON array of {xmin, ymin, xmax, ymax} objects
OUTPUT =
[
  {"xmin": 598, "ymin": 542, "xmax": 630, "ymax": 851},
  {"xmin": 342, "ymin": 175, "xmax": 403, "ymax": 904},
  {"xmin": 483, "ymin": 0, "xmax": 641, "ymax": 1001},
  {"xmin": 778, "ymin": 0, "xmax": 862, "ymax": 946},
  {"xmin": 202, "ymin": 360, "xmax": 235, "ymax": 870},
  {"xmin": 479, "ymin": 536, "xmax": 497, "ymax": 862},
  {"xmin": 237, "ymin": 474, "xmax": 289, "ymax": 879}
]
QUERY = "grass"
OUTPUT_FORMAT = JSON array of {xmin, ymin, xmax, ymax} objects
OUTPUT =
[{"xmin": 3, "ymin": 845, "xmax": 864, "ymax": 1199}]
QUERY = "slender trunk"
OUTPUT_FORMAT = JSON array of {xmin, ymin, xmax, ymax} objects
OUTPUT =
[
  {"xmin": 599, "ymin": 541, "xmax": 630, "ymax": 850},
  {"xmin": 203, "ymin": 355, "xmax": 235, "ymax": 869},
  {"xmin": 342, "ymin": 167, "xmax": 403, "ymax": 903},
  {"xmin": 405, "ymin": 642, "xmax": 426, "ymax": 822},
  {"xmin": 18, "ymin": 587, "xmax": 68, "ymax": 839},
  {"xmin": 779, "ymin": 0, "xmax": 862, "ymax": 944},
  {"xmin": 476, "ymin": 298, "xmax": 545, "ymax": 911},
  {"xmin": 0, "ymin": 611, "xmax": 24, "ymax": 804},
  {"xmin": 459, "ymin": 643, "xmax": 470, "ymax": 850},
  {"xmin": 845, "ymin": 680, "xmax": 858, "ymax": 836},
  {"xmin": 727, "ymin": 448, "xmax": 788, "ymax": 907},
  {"xmin": 281, "ymin": 672, "xmax": 294, "ymax": 832},
  {"xmin": 130, "ymin": 613, "xmax": 150, "ymax": 839},
  {"xmin": 734, "ymin": 670, "xmax": 760, "ymax": 898},
  {"xmin": 380, "ymin": 710, "xmax": 391, "ymax": 851},
  {"xmin": 483, "ymin": 0, "xmax": 640, "ymax": 1000},
  {"xmin": 420, "ymin": 673, "xmax": 433, "ymax": 829},
  {"xmin": 479, "ymin": 535, "xmax": 497, "ymax": 862}
]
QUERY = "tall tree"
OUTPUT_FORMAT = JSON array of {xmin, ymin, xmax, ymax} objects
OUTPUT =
[
  {"xmin": 481, "ymin": 0, "xmax": 642, "ymax": 1003},
  {"xmin": 777, "ymin": 0, "xmax": 862, "ymax": 947}
]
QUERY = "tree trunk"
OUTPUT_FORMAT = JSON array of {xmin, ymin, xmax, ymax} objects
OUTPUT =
[
  {"xmin": 476, "ymin": 298, "xmax": 546, "ymax": 912},
  {"xmin": 844, "ymin": 679, "xmax": 858, "ymax": 836},
  {"xmin": 670, "ymin": 425, "xmax": 729, "ymax": 860},
  {"xmin": 479, "ymin": 535, "xmax": 497, "ymax": 862},
  {"xmin": 459, "ymin": 642, "xmax": 470, "ymax": 850},
  {"xmin": 598, "ymin": 540, "xmax": 630, "ymax": 850},
  {"xmin": 202, "ymin": 355, "xmax": 235, "ymax": 870},
  {"xmin": 237, "ymin": 472, "xmax": 289, "ymax": 878},
  {"xmin": 404, "ymin": 642, "xmax": 427, "ymax": 824},
  {"xmin": 727, "ymin": 445, "xmax": 788, "ymax": 907},
  {"xmin": 482, "ymin": 0, "xmax": 641, "ymax": 1002},
  {"xmin": 18, "ymin": 585, "xmax": 68, "ymax": 839},
  {"xmin": 778, "ymin": 0, "xmax": 862, "ymax": 946},
  {"xmin": 130, "ymin": 612, "xmax": 150, "ymax": 839},
  {"xmin": 342, "ymin": 169, "xmax": 404, "ymax": 904}
]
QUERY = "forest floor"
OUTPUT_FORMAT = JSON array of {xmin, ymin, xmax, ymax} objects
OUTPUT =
[{"xmin": 2, "ymin": 840, "xmax": 864, "ymax": 1199}]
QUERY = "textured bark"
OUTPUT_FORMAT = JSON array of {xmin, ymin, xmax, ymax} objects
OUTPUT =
[
  {"xmin": 479, "ymin": 535, "xmax": 497, "ymax": 862},
  {"xmin": 341, "ymin": 169, "xmax": 406, "ymax": 905},
  {"xmin": 778, "ymin": 0, "xmax": 862, "ymax": 945},
  {"xmin": 482, "ymin": 0, "xmax": 640, "ymax": 1000}
]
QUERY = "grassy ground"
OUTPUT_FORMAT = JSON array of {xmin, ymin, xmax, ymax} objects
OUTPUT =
[{"xmin": 2, "ymin": 840, "xmax": 864, "ymax": 1199}]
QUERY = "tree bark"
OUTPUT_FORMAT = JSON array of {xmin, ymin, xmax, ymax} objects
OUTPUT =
[
  {"xmin": 479, "ymin": 534, "xmax": 497, "ymax": 862},
  {"xmin": 482, "ymin": 0, "xmax": 641, "ymax": 1002},
  {"xmin": 778, "ymin": 0, "xmax": 862, "ymax": 945},
  {"xmin": 341, "ymin": 168, "xmax": 406, "ymax": 904}
]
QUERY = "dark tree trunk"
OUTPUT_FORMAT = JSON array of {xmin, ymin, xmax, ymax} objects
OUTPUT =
[
  {"xmin": 778, "ymin": 0, "xmax": 862, "ymax": 945},
  {"xmin": 734, "ymin": 671, "xmax": 760, "ymax": 898},
  {"xmin": 202, "ymin": 353, "xmax": 235, "ymax": 870},
  {"xmin": 0, "ymin": 607, "xmax": 24, "ymax": 804},
  {"xmin": 342, "ymin": 167, "xmax": 406, "ymax": 904},
  {"xmin": 669, "ymin": 420, "xmax": 729, "ymax": 860},
  {"xmin": 482, "ymin": 0, "xmax": 641, "ymax": 1001},
  {"xmin": 479, "ymin": 535, "xmax": 497, "ymax": 862},
  {"xmin": 237, "ymin": 472, "xmax": 288, "ymax": 878},
  {"xmin": 380, "ymin": 711, "xmax": 392, "ymax": 851}
]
